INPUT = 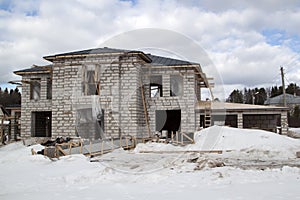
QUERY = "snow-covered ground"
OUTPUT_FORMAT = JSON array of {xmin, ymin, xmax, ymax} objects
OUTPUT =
[
  {"xmin": 1, "ymin": 126, "xmax": 300, "ymax": 200},
  {"xmin": 290, "ymin": 127, "xmax": 300, "ymax": 137},
  {"xmin": 290, "ymin": 128, "xmax": 300, "ymax": 133}
]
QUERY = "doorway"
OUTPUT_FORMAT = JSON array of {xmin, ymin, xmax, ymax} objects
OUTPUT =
[
  {"xmin": 31, "ymin": 111, "xmax": 52, "ymax": 137},
  {"xmin": 155, "ymin": 110, "xmax": 181, "ymax": 138}
]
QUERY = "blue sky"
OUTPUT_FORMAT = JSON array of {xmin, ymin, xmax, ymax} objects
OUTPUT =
[
  {"xmin": 0, "ymin": 0, "xmax": 299, "ymax": 98},
  {"xmin": 262, "ymin": 29, "xmax": 300, "ymax": 52}
]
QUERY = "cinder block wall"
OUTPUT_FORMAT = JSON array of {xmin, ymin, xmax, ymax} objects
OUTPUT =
[
  {"xmin": 144, "ymin": 68, "xmax": 197, "ymax": 134},
  {"xmin": 20, "ymin": 54, "xmax": 199, "ymax": 139},
  {"xmin": 20, "ymin": 74, "xmax": 52, "ymax": 138},
  {"xmin": 50, "ymin": 54, "xmax": 147, "ymax": 139}
]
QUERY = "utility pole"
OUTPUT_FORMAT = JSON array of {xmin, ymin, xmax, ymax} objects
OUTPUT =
[{"xmin": 280, "ymin": 66, "xmax": 287, "ymax": 107}]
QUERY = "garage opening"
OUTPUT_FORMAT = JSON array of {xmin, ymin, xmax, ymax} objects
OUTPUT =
[
  {"xmin": 155, "ymin": 110, "xmax": 181, "ymax": 138},
  {"xmin": 31, "ymin": 111, "xmax": 52, "ymax": 137},
  {"xmin": 243, "ymin": 114, "xmax": 278, "ymax": 132}
]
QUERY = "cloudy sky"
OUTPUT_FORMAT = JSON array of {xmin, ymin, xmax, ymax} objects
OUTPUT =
[{"xmin": 0, "ymin": 0, "xmax": 299, "ymax": 98}]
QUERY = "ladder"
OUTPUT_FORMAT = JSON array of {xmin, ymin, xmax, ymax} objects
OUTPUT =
[{"xmin": 204, "ymin": 103, "xmax": 211, "ymax": 128}]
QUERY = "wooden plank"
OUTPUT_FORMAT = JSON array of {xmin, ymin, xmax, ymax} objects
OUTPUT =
[
  {"xmin": 182, "ymin": 132, "xmax": 194, "ymax": 143},
  {"xmin": 56, "ymin": 145, "xmax": 67, "ymax": 156},
  {"xmin": 140, "ymin": 79, "xmax": 151, "ymax": 137},
  {"xmin": 139, "ymin": 150, "xmax": 225, "ymax": 154}
]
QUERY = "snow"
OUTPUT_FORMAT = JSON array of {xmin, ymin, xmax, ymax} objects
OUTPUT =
[
  {"xmin": 290, "ymin": 128, "xmax": 300, "ymax": 133},
  {"xmin": 191, "ymin": 126, "xmax": 300, "ymax": 158},
  {"xmin": 1, "ymin": 126, "xmax": 300, "ymax": 200},
  {"xmin": 290, "ymin": 127, "xmax": 300, "ymax": 137}
]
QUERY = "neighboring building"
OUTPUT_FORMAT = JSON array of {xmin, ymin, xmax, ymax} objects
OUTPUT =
[
  {"xmin": 5, "ymin": 104, "xmax": 21, "ymax": 140},
  {"xmin": 265, "ymin": 94, "xmax": 300, "ymax": 128},
  {"xmin": 14, "ymin": 47, "xmax": 212, "ymax": 140},
  {"xmin": 0, "ymin": 105, "xmax": 21, "ymax": 141},
  {"xmin": 0, "ymin": 105, "xmax": 10, "ymax": 143},
  {"xmin": 196, "ymin": 102, "xmax": 289, "ymax": 134},
  {"xmin": 265, "ymin": 94, "xmax": 300, "ymax": 109}
]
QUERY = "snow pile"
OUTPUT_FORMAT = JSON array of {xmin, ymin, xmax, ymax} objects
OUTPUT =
[
  {"xmin": 133, "ymin": 126, "xmax": 300, "ymax": 159},
  {"xmin": 190, "ymin": 126, "xmax": 300, "ymax": 158},
  {"xmin": 290, "ymin": 128, "xmax": 300, "ymax": 134},
  {"xmin": 290, "ymin": 127, "xmax": 300, "ymax": 137}
]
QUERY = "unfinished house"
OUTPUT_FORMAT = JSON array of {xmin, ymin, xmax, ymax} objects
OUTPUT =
[{"xmin": 14, "ymin": 47, "xmax": 212, "ymax": 141}]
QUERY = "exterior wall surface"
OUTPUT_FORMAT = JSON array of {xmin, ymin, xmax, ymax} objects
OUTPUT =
[
  {"xmin": 20, "ymin": 74, "xmax": 52, "ymax": 138},
  {"xmin": 144, "ymin": 68, "xmax": 197, "ymax": 134}
]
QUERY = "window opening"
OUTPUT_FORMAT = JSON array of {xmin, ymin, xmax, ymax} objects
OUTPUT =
[
  {"xmin": 30, "ymin": 78, "xmax": 41, "ymax": 100},
  {"xmin": 82, "ymin": 65, "xmax": 101, "ymax": 96},
  {"xmin": 150, "ymin": 75, "xmax": 163, "ymax": 97},
  {"xmin": 170, "ymin": 75, "xmax": 183, "ymax": 96},
  {"xmin": 47, "ymin": 78, "xmax": 52, "ymax": 99}
]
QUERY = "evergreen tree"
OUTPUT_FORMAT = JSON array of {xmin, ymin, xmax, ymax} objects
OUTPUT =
[
  {"xmin": 0, "ymin": 87, "xmax": 21, "ymax": 107},
  {"xmin": 244, "ymin": 88, "xmax": 253, "ymax": 104},
  {"xmin": 293, "ymin": 105, "xmax": 300, "ymax": 118},
  {"xmin": 286, "ymin": 83, "xmax": 300, "ymax": 95},
  {"xmin": 226, "ymin": 89, "xmax": 243, "ymax": 103},
  {"xmin": 254, "ymin": 88, "xmax": 267, "ymax": 105}
]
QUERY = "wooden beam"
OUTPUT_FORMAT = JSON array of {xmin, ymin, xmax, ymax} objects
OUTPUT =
[{"xmin": 139, "ymin": 150, "xmax": 226, "ymax": 154}]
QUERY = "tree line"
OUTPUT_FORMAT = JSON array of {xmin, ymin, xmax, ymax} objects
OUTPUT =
[
  {"xmin": 226, "ymin": 83, "xmax": 300, "ymax": 105},
  {"xmin": 0, "ymin": 87, "xmax": 21, "ymax": 107}
]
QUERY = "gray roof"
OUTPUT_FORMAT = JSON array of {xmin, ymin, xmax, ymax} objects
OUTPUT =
[
  {"xmin": 43, "ymin": 47, "xmax": 151, "ymax": 62},
  {"xmin": 43, "ymin": 47, "xmax": 195, "ymax": 66},
  {"xmin": 15, "ymin": 47, "xmax": 199, "ymax": 76},
  {"xmin": 14, "ymin": 65, "xmax": 52, "ymax": 75},
  {"xmin": 45, "ymin": 47, "xmax": 129, "ymax": 57},
  {"xmin": 147, "ymin": 54, "xmax": 194, "ymax": 66},
  {"xmin": 264, "ymin": 94, "xmax": 300, "ymax": 105}
]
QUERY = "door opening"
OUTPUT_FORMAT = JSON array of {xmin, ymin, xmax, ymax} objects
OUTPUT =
[
  {"xmin": 31, "ymin": 111, "xmax": 52, "ymax": 137},
  {"xmin": 155, "ymin": 110, "xmax": 181, "ymax": 138}
]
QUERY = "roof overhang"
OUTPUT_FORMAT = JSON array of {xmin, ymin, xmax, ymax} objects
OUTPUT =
[
  {"xmin": 43, "ymin": 51, "xmax": 152, "ymax": 63},
  {"xmin": 13, "ymin": 65, "xmax": 52, "ymax": 76},
  {"xmin": 197, "ymin": 102, "xmax": 289, "ymax": 112}
]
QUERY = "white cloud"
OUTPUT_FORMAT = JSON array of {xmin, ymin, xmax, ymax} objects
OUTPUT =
[{"xmin": 0, "ymin": 0, "xmax": 299, "ymax": 98}]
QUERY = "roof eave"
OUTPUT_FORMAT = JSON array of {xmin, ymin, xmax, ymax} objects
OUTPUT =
[{"xmin": 43, "ymin": 51, "xmax": 152, "ymax": 63}]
